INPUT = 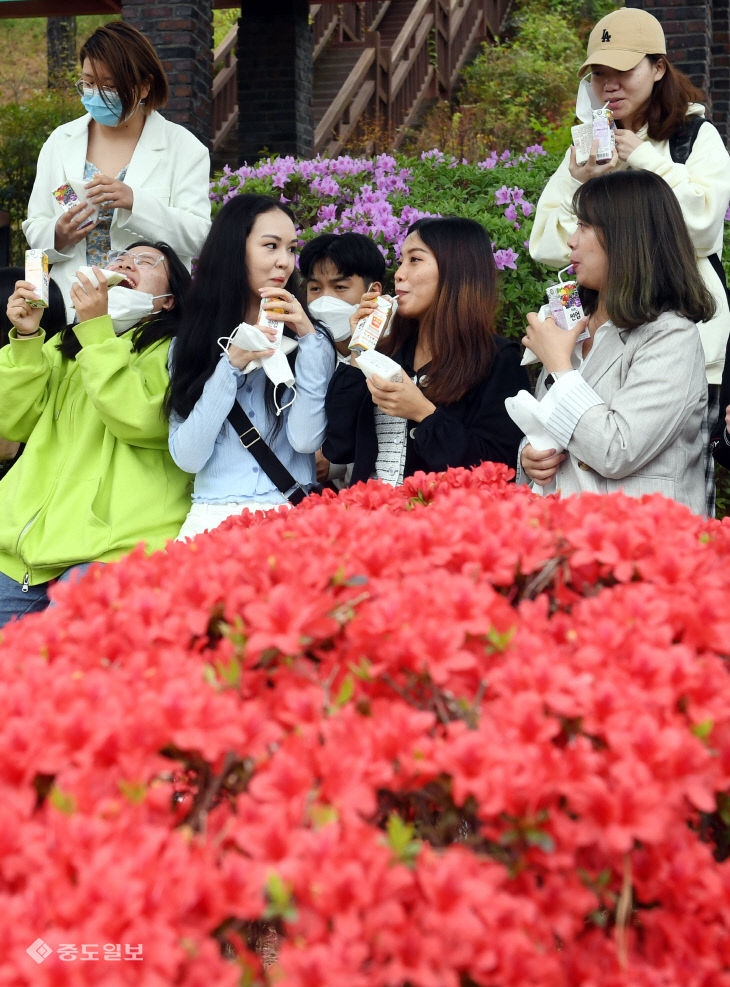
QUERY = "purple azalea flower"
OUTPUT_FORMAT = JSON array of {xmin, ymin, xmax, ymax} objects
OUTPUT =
[{"xmin": 493, "ymin": 247, "xmax": 519, "ymax": 270}]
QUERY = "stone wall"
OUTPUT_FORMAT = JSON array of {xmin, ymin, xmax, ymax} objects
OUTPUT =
[
  {"xmin": 236, "ymin": 0, "xmax": 313, "ymax": 163},
  {"xmin": 120, "ymin": 0, "xmax": 213, "ymax": 150}
]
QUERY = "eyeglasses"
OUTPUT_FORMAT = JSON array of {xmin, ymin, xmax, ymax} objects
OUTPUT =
[
  {"xmin": 107, "ymin": 250, "xmax": 166, "ymax": 270},
  {"xmin": 75, "ymin": 79, "xmax": 118, "ymax": 98}
]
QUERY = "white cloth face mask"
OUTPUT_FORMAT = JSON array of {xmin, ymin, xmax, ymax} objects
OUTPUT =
[
  {"xmin": 575, "ymin": 75, "xmax": 604, "ymax": 124},
  {"xmin": 308, "ymin": 296, "xmax": 358, "ymax": 342},
  {"xmin": 219, "ymin": 321, "xmax": 297, "ymax": 415},
  {"xmin": 107, "ymin": 286, "xmax": 171, "ymax": 335}
]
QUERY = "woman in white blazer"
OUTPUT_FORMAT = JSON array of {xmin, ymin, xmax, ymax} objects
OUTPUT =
[
  {"xmin": 519, "ymin": 169, "xmax": 716, "ymax": 517},
  {"xmin": 23, "ymin": 21, "xmax": 211, "ymax": 321}
]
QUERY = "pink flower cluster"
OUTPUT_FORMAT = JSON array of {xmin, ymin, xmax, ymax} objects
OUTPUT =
[
  {"xmin": 212, "ymin": 153, "xmax": 435, "ymax": 267},
  {"xmin": 494, "ymin": 185, "xmax": 534, "ymax": 228},
  {"xmin": 3, "ymin": 466, "xmax": 730, "ymax": 985},
  {"xmin": 209, "ymin": 148, "xmax": 547, "ymax": 273}
]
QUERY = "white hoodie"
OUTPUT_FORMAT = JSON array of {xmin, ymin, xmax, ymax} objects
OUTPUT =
[{"xmin": 529, "ymin": 103, "xmax": 730, "ymax": 385}]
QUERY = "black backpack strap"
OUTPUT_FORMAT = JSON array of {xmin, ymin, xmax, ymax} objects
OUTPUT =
[
  {"xmin": 707, "ymin": 251, "xmax": 730, "ymax": 305},
  {"xmin": 668, "ymin": 116, "xmax": 706, "ymax": 165},
  {"xmin": 669, "ymin": 117, "xmax": 730, "ymax": 304},
  {"xmin": 226, "ymin": 401, "xmax": 307, "ymax": 506}
]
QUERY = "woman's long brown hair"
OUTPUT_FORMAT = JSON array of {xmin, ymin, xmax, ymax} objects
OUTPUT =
[
  {"xmin": 573, "ymin": 170, "xmax": 715, "ymax": 330},
  {"xmin": 631, "ymin": 58, "xmax": 706, "ymax": 140},
  {"xmin": 380, "ymin": 216, "xmax": 498, "ymax": 405}
]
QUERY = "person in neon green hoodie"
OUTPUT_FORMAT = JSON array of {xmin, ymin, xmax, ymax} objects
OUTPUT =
[{"xmin": 0, "ymin": 240, "xmax": 192, "ymax": 626}]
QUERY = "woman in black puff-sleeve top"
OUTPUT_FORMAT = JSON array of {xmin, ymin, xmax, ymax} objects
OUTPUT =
[{"xmin": 323, "ymin": 216, "xmax": 528, "ymax": 486}]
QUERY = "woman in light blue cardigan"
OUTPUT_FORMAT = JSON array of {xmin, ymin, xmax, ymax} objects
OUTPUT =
[{"xmin": 166, "ymin": 194, "xmax": 336, "ymax": 538}]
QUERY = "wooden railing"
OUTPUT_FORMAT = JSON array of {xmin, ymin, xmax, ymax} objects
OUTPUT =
[
  {"xmin": 314, "ymin": 47, "xmax": 378, "ymax": 155},
  {"xmin": 388, "ymin": 0, "xmax": 436, "ymax": 134},
  {"xmin": 212, "ymin": 0, "xmax": 512, "ymax": 157},
  {"xmin": 436, "ymin": 0, "xmax": 493, "ymax": 93},
  {"xmin": 212, "ymin": 24, "xmax": 238, "ymax": 150},
  {"xmin": 311, "ymin": 4, "xmax": 338, "ymax": 60}
]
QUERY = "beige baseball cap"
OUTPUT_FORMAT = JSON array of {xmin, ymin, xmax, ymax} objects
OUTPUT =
[{"xmin": 579, "ymin": 8, "xmax": 666, "ymax": 76}]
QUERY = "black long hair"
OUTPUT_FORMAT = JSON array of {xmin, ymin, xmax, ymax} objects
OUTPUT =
[
  {"xmin": 56, "ymin": 240, "xmax": 190, "ymax": 361},
  {"xmin": 0, "ymin": 267, "xmax": 66, "ymax": 348},
  {"xmin": 165, "ymin": 193, "xmax": 331, "ymax": 434}
]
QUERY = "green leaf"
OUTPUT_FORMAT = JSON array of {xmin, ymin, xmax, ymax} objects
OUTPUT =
[
  {"xmin": 50, "ymin": 785, "xmax": 77, "ymax": 816},
  {"xmin": 216, "ymin": 653, "xmax": 242, "ymax": 688},
  {"xmin": 348, "ymin": 657, "xmax": 373, "ymax": 681},
  {"xmin": 119, "ymin": 780, "xmax": 147, "ymax": 805},
  {"xmin": 309, "ymin": 803, "xmax": 339, "ymax": 829},
  {"xmin": 691, "ymin": 718, "xmax": 714, "ymax": 742},
  {"xmin": 263, "ymin": 872, "xmax": 298, "ymax": 921},
  {"xmin": 334, "ymin": 674, "xmax": 354, "ymax": 708},
  {"xmin": 486, "ymin": 625, "xmax": 516, "ymax": 652},
  {"xmin": 202, "ymin": 663, "xmax": 219, "ymax": 688},
  {"xmin": 406, "ymin": 489, "xmax": 429, "ymax": 509},
  {"xmin": 525, "ymin": 827, "xmax": 555, "ymax": 852},
  {"xmin": 385, "ymin": 812, "xmax": 421, "ymax": 867},
  {"xmin": 716, "ymin": 792, "xmax": 730, "ymax": 825}
]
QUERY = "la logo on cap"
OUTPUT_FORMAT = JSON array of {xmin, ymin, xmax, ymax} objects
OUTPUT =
[{"xmin": 601, "ymin": 29, "xmax": 611, "ymax": 42}]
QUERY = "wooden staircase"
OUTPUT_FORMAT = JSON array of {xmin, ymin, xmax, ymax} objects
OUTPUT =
[{"xmin": 212, "ymin": 0, "xmax": 512, "ymax": 167}]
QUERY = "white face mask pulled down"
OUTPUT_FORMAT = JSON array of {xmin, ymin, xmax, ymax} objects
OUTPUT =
[
  {"xmin": 575, "ymin": 75, "xmax": 604, "ymax": 123},
  {"xmin": 308, "ymin": 295, "xmax": 358, "ymax": 342},
  {"xmin": 107, "ymin": 286, "xmax": 171, "ymax": 335},
  {"xmin": 219, "ymin": 320, "xmax": 297, "ymax": 416}
]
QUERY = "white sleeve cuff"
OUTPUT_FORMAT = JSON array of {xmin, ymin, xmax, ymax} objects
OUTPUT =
[{"xmin": 539, "ymin": 371, "xmax": 603, "ymax": 447}]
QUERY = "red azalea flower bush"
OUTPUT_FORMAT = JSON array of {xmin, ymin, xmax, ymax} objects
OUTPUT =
[{"xmin": 2, "ymin": 463, "xmax": 730, "ymax": 985}]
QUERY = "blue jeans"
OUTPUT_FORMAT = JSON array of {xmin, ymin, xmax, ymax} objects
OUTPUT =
[{"xmin": 0, "ymin": 563, "xmax": 94, "ymax": 629}]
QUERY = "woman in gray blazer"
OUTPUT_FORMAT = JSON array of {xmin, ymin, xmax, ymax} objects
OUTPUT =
[{"xmin": 519, "ymin": 169, "xmax": 716, "ymax": 516}]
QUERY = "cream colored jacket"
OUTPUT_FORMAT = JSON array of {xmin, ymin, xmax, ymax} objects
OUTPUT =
[
  {"xmin": 529, "ymin": 105, "xmax": 730, "ymax": 385},
  {"xmin": 23, "ymin": 110, "xmax": 211, "ymax": 322}
]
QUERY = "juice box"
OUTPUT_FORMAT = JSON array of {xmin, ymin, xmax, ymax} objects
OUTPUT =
[
  {"xmin": 257, "ymin": 297, "xmax": 285, "ymax": 346},
  {"xmin": 52, "ymin": 179, "xmax": 98, "ymax": 230},
  {"xmin": 24, "ymin": 249, "xmax": 49, "ymax": 309},
  {"xmin": 349, "ymin": 295, "xmax": 394, "ymax": 354},
  {"xmin": 571, "ymin": 122, "xmax": 595, "ymax": 166},
  {"xmin": 546, "ymin": 279, "xmax": 584, "ymax": 331},
  {"xmin": 592, "ymin": 107, "xmax": 615, "ymax": 162}
]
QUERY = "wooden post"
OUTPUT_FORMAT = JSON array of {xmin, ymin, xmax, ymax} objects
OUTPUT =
[{"xmin": 47, "ymin": 16, "xmax": 77, "ymax": 90}]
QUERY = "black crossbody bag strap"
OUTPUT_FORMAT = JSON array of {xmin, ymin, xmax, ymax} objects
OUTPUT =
[{"xmin": 226, "ymin": 401, "xmax": 307, "ymax": 506}]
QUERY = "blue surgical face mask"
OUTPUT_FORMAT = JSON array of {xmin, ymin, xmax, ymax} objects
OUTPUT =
[{"xmin": 81, "ymin": 89, "xmax": 124, "ymax": 128}]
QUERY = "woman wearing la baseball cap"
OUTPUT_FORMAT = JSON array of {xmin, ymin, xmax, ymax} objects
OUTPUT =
[{"xmin": 529, "ymin": 6, "xmax": 730, "ymax": 516}]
